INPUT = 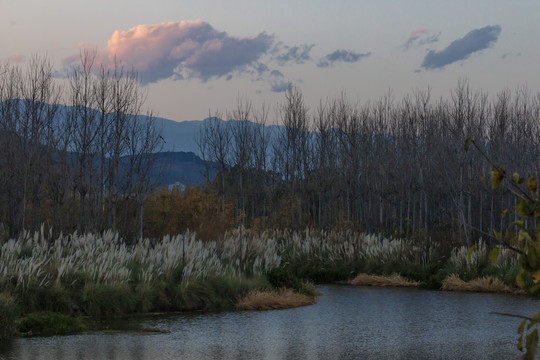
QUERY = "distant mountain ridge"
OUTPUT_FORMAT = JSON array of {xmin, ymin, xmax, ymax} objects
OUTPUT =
[
  {"xmin": 0, "ymin": 100, "xmax": 283, "ymax": 186},
  {"xmin": 155, "ymin": 116, "xmax": 284, "ymax": 155},
  {"xmin": 0, "ymin": 100, "xmax": 283, "ymax": 155},
  {"xmin": 154, "ymin": 117, "xmax": 203, "ymax": 154},
  {"xmin": 149, "ymin": 151, "xmax": 215, "ymax": 186}
]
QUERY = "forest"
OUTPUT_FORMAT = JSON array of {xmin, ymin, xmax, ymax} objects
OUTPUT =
[
  {"xmin": 0, "ymin": 53, "xmax": 161, "ymax": 239},
  {"xmin": 2, "ymin": 51, "xmax": 540, "ymax": 250},
  {"xmin": 195, "ymin": 81, "xmax": 539, "ymax": 248}
]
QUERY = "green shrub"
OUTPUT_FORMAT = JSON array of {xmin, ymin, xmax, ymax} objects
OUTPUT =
[
  {"xmin": 171, "ymin": 275, "xmax": 263, "ymax": 311},
  {"xmin": 0, "ymin": 292, "xmax": 18, "ymax": 339},
  {"xmin": 17, "ymin": 285, "xmax": 73, "ymax": 314},
  {"xmin": 266, "ymin": 267, "xmax": 302, "ymax": 291},
  {"xmin": 134, "ymin": 282, "xmax": 171, "ymax": 313},
  {"xmin": 61, "ymin": 271, "xmax": 88, "ymax": 292},
  {"xmin": 16, "ymin": 311, "xmax": 88, "ymax": 336},
  {"xmin": 298, "ymin": 281, "xmax": 318, "ymax": 297},
  {"xmin": 81, "ymin": 283, "xmax": 135, "ymax": 316}
]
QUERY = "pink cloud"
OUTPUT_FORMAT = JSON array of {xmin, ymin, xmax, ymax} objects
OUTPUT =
[
  {"xmin": 409, "ymin": 29, "xmax": 428, "ymax": 41},
  {"xmin": 404, "ymin": 29, "xmax": 440, "ymax": 50},
  {"xmin": 64, "ymin": 20, "xmax": 273, "ymax": 84},
  {"xmin": 5, "ymin": 54, "xmax": 25, "ymax": 63}
]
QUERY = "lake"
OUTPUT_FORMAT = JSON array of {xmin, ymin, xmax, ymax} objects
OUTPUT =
[{"xmin": 1, "ymin": 285, "xmax": 538, "ymax": 359}]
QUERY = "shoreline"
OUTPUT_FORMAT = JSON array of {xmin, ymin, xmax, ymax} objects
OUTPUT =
[
  {"xmin": 0, "ymin": 229, "xmax": 525, "ymax": 340},
  {"xmin": 349, "ymin": 273, "xmax": 526, "ymax": 295},
  {"xmin": 7, "ymin": 274, "xmax": 529, "ymax": 339}
]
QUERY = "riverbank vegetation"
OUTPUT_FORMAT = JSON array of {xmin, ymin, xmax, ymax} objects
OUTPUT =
[
  {"xmin": 350, "ymin": 274, "xmax": 420, "ymax": 287},
  {"xmin": 236, "ymin": 287, "xmax": 316, "ymax": 311},
  {"xmin": 441, "ymin": 274, "xmax": 517, "ymax": 294},
  {"xmin": 0, "ymin": 227, "xmax": 522, "ymax": 338}
]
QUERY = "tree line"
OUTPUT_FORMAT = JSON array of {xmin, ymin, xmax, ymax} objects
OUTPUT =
[
  {"xmin": 0, "ymin": 52, "xmax": 162, "ymax": 238},
  {"xmin": 2, "ymin": 51, "xmax": 538, "ymax": 246},
  {"xmin": 198, "ymin": 82, "xmax": 540, "ymax": 245}
]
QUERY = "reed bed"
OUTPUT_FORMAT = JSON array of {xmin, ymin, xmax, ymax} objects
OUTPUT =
[
  {"xmin": 0, "ymin": 227, "xmax": 282, "ymax": 292},
  {"xmin": 0, "ymin": 226, "xmax": 525, "ymax": 340},
  {"xmin": 1, "ymin": 227, "xmax": 517, "ymax": 296},
  {"xmin": 235, "ymin": 289, "xmax": 315, "ymax": 310},
  {"xmin": 0, "ymin": 227, "xmax": 421, "ymax": 295},
  {"xmin": 447, "ymin": 240, "xmax": 517, "ymax": 274},
  {"xmin": 350, "ymin": 273, "xmax": 420, "ymax": 287},
  {"xmin": 0, "ymin": 226, "xmax": 521, "ymax": 324},
  {"xmin": 441, "ymin": 274, "xmax": 516, "ymax": 294},
  {"xmin": 0, "ymin": 292, "xmax": 17, "ymax": 339}
]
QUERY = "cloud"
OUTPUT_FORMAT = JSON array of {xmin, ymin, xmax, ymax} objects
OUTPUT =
[
  {"xmin": 63, "ymin": 20, "xmax": 274, "ymax": 84},
  {"xmin": 272, "ymin": 43, "xmax": 315, "ymax": 65},
  {"xmin": 4, "ymin": 54, "xmax": 25, "ymax": 63},
  {"xmin": 253, "ymin": 62, "xmax": 269, "ymax": 75},
  {"xmin": 404, "ymin": 29, "xmax": 440, "ymax": 49},
  {"xmin": 271, "ymin": 79, "xmax": 291, "ymax": 92},
  {"xmin": 317, "ymin": 49, "xmax": 371, "ymax": 68},
  {"xmin": 421, "ymin": 25, "xmax": 501, "ymax": 70},
  {"xmin": 268, "ymin": 68, "xmax": 289, "ymax": 92}
]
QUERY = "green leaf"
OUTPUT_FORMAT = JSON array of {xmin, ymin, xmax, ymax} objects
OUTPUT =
[
  {"xmin": 489, "ymin": 247, "xmax": 500, "ymax": 264},
  {"xmin": 533, "ymin": 270, "xmax": 540, "ymax": 284},
  {"xmin": 491, "ymin": 168, "xmax": 505, "ymax": 190},
  {"xmin": 520, "ymin": 229, "xmax": 533, "ymax": 244},
  {"xmin": 528, "ymin": 251, "xmax": 538, "ymax": 269},
  {"xmin": 520, "ymin": 319, "xmax": 527, "ymax": 334},
  {"xmin": 513, "ymin": 220, "xmax": 525, "ymax": 228},
  {"xmin": 493, "ymin": 229, "xmax": 502, "ymax": 240},
  {"xmin": 529, "ymin": 174, "xmax": 538, "ymax": 195},
  {"xmin": 467, "ymin": 244, "xmax": 478, "ymax": 262},
  {"xmin": 464, "ymin": 138, "xmax": 473, "ymax": 152},
  {"xmin": 516, "ymin": 201, "xmax": 531, "ymax": 219},
  {"xmin": 513, "ymin": 172, "xmax": 521, "ymax": 184},
  {"xmin": 534, "ymin": 205, "xmax": 540, "ymax": 218},
  {"xmin": 517, "ymin": 268, "xmax": 526, "ymax": 288},
  {"xmin": 530, "ymin": 284, "xmax": 540, "ymax": 294},
  {"xmin": 525, "ymin": 328, "xmax": 539, "ymax": 360}
]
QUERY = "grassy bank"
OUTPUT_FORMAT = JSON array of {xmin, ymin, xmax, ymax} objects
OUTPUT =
[
  {"xmin": 350, "ymin": 274, "xmax": 420, "ymax": 287},
  {"xmin": 0, "ymin": 227, "xmax": 521, "ymax": 338},
  {"xmin": 236, "ymin": 286, "xmax": 317, "ymax": 311}
]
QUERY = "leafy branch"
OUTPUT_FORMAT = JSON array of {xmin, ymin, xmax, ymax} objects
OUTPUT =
[{"xmin": 466, "ymin": 137, "xmax": 540, "ymax": 359}]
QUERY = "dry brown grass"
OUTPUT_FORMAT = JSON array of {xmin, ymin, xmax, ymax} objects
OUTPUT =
[
  {"xmin": 235, "ymin": 289, "xmax": 316, "ymax": 311},
  {"xmin": 441, "ymin": 274, "xmax": 517, "ymax": 293},
  {"xmin": 349, "ymin": 273, "xmax": 420, "ymax": 287}
]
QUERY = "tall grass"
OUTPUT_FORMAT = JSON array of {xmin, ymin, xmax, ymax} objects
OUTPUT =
[
  {"xmin": 446, "ymin": 240, "xmax": 518, "ymax": 282},
  {"xmin": 0, "ymin": 227, "xmax": 520, "ymax": 319},
  {"xmin": 0, "ymin": 227, "xmax": 414, "ymax": 294},
  {"xmin": 0, "ymin": 227, "xmax": 281, "ymax": 292},
  {"xmin": 0, "ymin": 292, "xmax": 18, "ymax": 339}
]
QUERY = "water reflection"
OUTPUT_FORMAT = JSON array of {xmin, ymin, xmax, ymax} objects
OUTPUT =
[{"xmin": 1, "ymin": 285, "xmax": 538, "ymax": 359}]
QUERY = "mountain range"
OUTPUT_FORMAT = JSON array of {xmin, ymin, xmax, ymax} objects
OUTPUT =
[
  {"xmin": 154, "ymin": 117, "xmax": 203, "ymax": 154},
  {"xmin": 0, "ymin": 100, "xmax": 283, "ymax": 187}
]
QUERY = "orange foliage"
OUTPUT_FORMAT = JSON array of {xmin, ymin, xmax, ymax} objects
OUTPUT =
[{"xmin": 143, "ymin": 187, "xmax": 234, "ymax": 240}]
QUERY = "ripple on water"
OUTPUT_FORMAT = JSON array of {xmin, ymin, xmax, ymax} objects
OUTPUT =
[{"xmin": 1, "ymin": 285, "xmax": 538, "ymax": 360}]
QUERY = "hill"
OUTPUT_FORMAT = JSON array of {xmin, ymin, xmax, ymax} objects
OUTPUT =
[{"xmin": 149, "ymin": 151, "xmax": 215, "ymax": 186}]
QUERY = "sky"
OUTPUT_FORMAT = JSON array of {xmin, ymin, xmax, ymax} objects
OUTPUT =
[{"xmin": 2, "ymin": 0, "xmax": 539, "ymax": 122}]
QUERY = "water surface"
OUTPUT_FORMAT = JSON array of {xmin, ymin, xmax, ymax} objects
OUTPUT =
[{"xmin": 1, "ymin": 285, "xmax": 538, "ymax": 359}]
